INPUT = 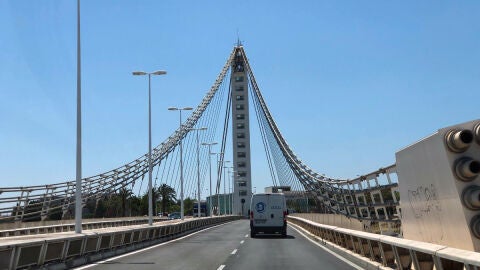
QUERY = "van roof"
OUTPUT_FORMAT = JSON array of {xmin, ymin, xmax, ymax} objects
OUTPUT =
[{"xmin": 252, "ymin": 192, "xmax": 284, "ymax": 196}]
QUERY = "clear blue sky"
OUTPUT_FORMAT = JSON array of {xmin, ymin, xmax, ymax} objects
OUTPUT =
[{"xmin": 1, "ymin": 1, "xmax": 479, "ymax": 194}]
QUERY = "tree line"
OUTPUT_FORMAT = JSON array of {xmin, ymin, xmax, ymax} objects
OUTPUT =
[{"xmin": 11, "ymin": 184, "xmax": 198, "ymax": 222}]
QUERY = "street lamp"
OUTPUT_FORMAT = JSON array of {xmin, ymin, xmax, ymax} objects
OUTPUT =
[
  {"xmin": 212, "ymin": 152, "xmax": 223, "ymax": 215},
  {"xmin": 187, "ymin": 127, "xmax": 207, "ymax": 218},
  {"xmin": 230, "ymin": 169, "xmax": 237, "ymax": 215},
  {"xmin": 226, "ymin": 167, "xmax": 231, "ymax": 215},
  {"xmin": 222, "ymin": 161, "xmax": 230, "ymax": 215},
  {"xmin": 168, "ymin": 106, "xmax": 193, "ymax": 220},
  {"xmin": 75, "ymin": 0, "xmax": 82, "ymax": 234},
  {"xmin": 201, "ymin": 142, "xmax": 217, "ymax": 217},
  {"xmin": 133, "ymin": 69, "xmax": 167, "ymax": 226}
]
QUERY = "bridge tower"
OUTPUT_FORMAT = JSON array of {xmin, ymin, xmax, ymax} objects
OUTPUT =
[{"xmin": 231, "ymin": 44, "xmax": 252, "ymax": 216}]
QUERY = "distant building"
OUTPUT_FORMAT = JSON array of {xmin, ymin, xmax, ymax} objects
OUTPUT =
[
  {"xmin": 206, "ymin": 194, "xmax": 233, "ymax": 215},
  {"xmin": 264, "ymin": 186, "xmax": 291, "ymax": 193},
  {"xmin": 264, "ymin": 186, "xmax": 312, "ymax": 213}
]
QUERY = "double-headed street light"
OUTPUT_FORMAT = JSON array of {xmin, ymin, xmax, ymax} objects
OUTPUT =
[
  {"xmin": 187, "ymin": 127, "xmax": 207, "ymax": 218},
  {"xmin": 168, "ymin": 107, "xmax": 193, "ymax": 220},
  {"xmin": 133, "ymin": 70, "xmax": 167, "ymax": 226},
  {"xmin": 201, "ymin": 142, "xmax": 218, "ymax": 217}
]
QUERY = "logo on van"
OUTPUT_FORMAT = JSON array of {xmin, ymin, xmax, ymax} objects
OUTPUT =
[{"xmin": 255, "ymin": 202, "xmax": 266, "ymax": 213}]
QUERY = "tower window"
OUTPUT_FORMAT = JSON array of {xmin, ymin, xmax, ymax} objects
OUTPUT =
[
  {"xmin": 237, "ymin": 133, "xmax": 245, "ymax": 139},
  {"xmin": 236, "ymin": 95, "xmax": 244, "ymax": 101},
  {"xmin": 237, "ymin": 152, "xmax": 246, "ymax": 158},
  {"xmin": 235, "ymin": 64, "xmax": 244, "ymax": 72},
  {"xmin": 238, "ymin": 161, "xmax": 246, "ymax": 167},
  {"xmin": 235, "ymin": 86, "xmax": 244, "ymax": 91},
  {"xmin": 235, "ymin": 76, "xmax": 244, "ymax": 82},
  {"xmin": 239, "ymin": 190, "xmax": 247, "ymax": 196},
  {"xmin": 236, "ymin": 104, "xmax": 244, "ymax": 110},
  {"xmin": 237, "ymin": 142, "xmax": 245, "ymax": 148},
  {"xmin": 236, "ymin": 114, "xmax": 245, "ymax": 120}
]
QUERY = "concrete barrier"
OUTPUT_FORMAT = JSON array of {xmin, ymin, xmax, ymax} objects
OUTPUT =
[
  {"xmin": 0, "ymin": 216, "xmax": 240, "ymax": 270},
  {"xmin": 0, "ymin": 217, "xmax": 168, "ymax": 237},
  {"xmin": 288, "ymin": 215, "xmax": 480, "ymax": 270}
]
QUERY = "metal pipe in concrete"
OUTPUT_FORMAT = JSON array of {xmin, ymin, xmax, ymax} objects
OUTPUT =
[
  {"xmin": 445, "ymin": 129, "xmax": 474, "ymax": 153},
  {"xmin": 474, "ymin": 123, "xmax": 480, "ymax": 145},
  {"xmin": 462, "ymin": 185, "xmax": 480, "ymax": 210},
  {"xmin": 455, "ymin": 157, "xmax": 480, "ymax": 181},
  {"xmin": 471, "ymin": 215, "xmax": 480, "ymax": 239}
]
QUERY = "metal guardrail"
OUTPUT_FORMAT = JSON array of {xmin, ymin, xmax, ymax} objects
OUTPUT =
[
  {"xmin": 0, "ymin": 216, "xmax": 240, "ymax": 270},
  {"xmin": 0, "ymin": 217, "xmax": 168, "ymax": 238},
  {"xmin": 287, "ymin": 216, "xmax": 480, "ymax": 270}
]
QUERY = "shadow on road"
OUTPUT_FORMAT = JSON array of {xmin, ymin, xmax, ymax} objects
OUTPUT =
[
  {"xmin": 252, "ymin": 234, "xmax": 295, "ymax": 239},
  {"xmin": 95, "ymin": 261, "xmax": 155, "ymax": 265}
]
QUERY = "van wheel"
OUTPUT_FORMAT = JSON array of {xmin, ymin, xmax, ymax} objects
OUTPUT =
[{"xmin": 250, "ymin": 229, "xmax": 256, "ymax": 238}]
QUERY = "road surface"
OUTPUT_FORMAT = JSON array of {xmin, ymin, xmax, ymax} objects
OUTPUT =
[{"xmin": 76, "ymin": 219, "xmax": 360, "ymax": 270}]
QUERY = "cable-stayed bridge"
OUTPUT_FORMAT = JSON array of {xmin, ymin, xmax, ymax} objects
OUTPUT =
[
  {"xmin": 0, "ymin": 45, "xmax": 399, "ymax": 226},
  {"xmin": 1, "ymin": 45, "xmax": 480, "ymax": 270}
]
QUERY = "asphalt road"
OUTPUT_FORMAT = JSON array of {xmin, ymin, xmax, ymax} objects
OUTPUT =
[{"xmin": 76, "ymin": 219, "xmax": 360, "ymax": 270}]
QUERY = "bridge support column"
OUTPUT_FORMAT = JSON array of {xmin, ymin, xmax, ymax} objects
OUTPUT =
[{"xmin": 231, "ymin": 45, "xmax": 252, "ymax": 216}]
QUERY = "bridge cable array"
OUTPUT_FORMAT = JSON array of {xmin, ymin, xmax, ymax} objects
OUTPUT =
[
  {"xmin": 239, "ymin": 47, "xmax": 400, "ymax": 225},
  {"xmin": 0, "ymin": 47, "xmax": 400, "ymax": 229}
]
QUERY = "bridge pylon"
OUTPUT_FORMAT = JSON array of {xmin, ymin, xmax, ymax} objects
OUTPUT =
[{"xmin": 230, "ymin": 45, "xmax": 252, "ymax": 216}]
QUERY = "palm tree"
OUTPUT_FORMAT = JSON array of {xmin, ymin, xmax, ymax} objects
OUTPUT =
[
  {"xmin": 158, "ymin": 184, "xmax": 176, "ymax": 215},
  {"xmin": 118, "ymin": 187, "xmax": 133, "ymax": 217}
]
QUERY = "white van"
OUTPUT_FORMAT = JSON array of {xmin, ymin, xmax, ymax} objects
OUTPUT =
[{"xmin": 249, "ymin": 193, "xmax": 288, "ymax": 237}]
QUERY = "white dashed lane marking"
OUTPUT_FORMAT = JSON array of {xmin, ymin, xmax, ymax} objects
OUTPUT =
[
  {"xmin": 231, "ymin": 249, "xmax": 238, "ymax": 255},
  {"xmin": 217, "ymin": 265, "xmax": 225, "ymax": 270},
  {"xmin": 240, "ymin": 240, "xmax": 244, "ymax": 244}
]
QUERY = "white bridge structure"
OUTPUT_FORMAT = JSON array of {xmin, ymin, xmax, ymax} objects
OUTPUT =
[{"xmin": 1, "ymin": 45, "xmax": 480, "ymax": 270}]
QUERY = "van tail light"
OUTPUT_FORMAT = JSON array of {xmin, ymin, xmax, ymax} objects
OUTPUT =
[
  {"xmin": 250, "ymin": 210, "xmax": 254, "ymax": 220},
  {"xmin": 283, "ymin": 211, "xmax": 288, "ymax": 222}
]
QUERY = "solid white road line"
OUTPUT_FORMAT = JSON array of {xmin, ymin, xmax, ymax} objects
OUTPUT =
[
  {"xmin": 240, "ymin": 240, "xmax": 244, "ymax": 244},
  {"xmin": 288, "ymin": 224, "xmax": 364, "ymax": 270},
  {"xmin": 231, "ymin": 249, "xmax": 238, "ymax": 255},
  {"xmin": 74, "ymin": 223, "xmax": 229, "ymax": 270},
  {"xmin": 217, "ymin": 265, "xmax": 226, "ymax": 270}
]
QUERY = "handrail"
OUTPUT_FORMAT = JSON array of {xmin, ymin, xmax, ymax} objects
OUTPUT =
[
  {"xmin": 288, "ymin": 215, "xmax": 480, "ymax": 269},
  {"xmin": 0, "ymin": 216, "xmax": 168, "ymax": 237}
]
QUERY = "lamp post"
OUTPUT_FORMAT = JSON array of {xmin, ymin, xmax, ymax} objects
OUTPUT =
[
  {"xmin": 222, "ymin": 161, "xmax": 230, "ymax": 215},
  {"xmin": 230, "ymin": 169, "xmax": 237, "ymax": 215},
  {"xmin": 187, "ymin": 127, "xmax": 207, "ymax": 218},
  {"xmin": 168, "ymin": 106, "xmax": 193, "ymax": 220},
  {"xmin": 201, "ymin": 142, "xmax": 217, "ymax": 217},
  {"xmin": 227, "ymin": 169, "xmax": 231, "ymax": 214},
  {"xmin": 212, "ymin": 152, "xmax": 223, "ymax": 215},
  {"xmin": 133, "ymin": 70, "xmax": 167, "ymax": 226},
  {"xmin": 75, "ymin": 0, "xmax": 82, "ymax": 234}
]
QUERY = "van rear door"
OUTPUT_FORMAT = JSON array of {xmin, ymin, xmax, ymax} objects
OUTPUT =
[{"xmin": 252, "ymin": 194, "xmax": 284, "ymax": 228}]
